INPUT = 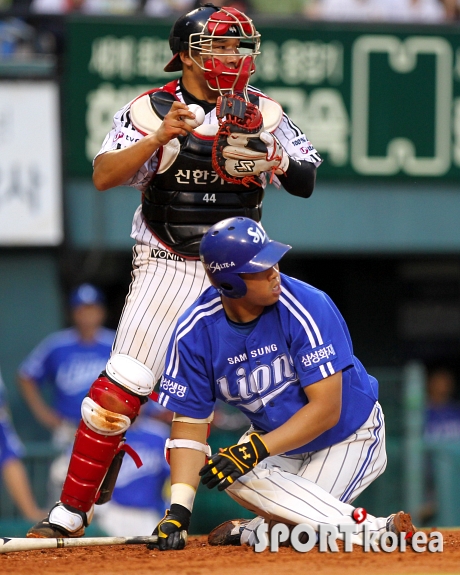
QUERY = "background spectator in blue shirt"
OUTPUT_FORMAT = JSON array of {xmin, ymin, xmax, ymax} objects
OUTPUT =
[
  {"xmin": 17, "ymin": 283, "xmax": 115, "ymax": 503},
  {"xmin": 420, "ymin": 366, "xmax": 460, "ymax": 525},
  {"xmin": 0, "ymin": 367, "xmax": 45, "ymax": 523},
  {"xmin": 424, "ymin": 367, "xmax": 460, "ymax": 442}
]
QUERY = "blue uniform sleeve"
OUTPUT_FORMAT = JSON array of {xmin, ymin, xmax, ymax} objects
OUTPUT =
[
  {"xmin": 0, "ymin": 370, "xmax": 24, "ymax": 467},
  {"xmin": 0, "ymin": 412, "xmax": 25, "ymax": 468},
  {"xmin": 281, "ymin": 278, "xmax": 354, "ymax": 387},
  {"xmin": 18, "ymin": 335, "xmax": 55, "ymax": 385},
  {"xmin": 158, "ymin": 325, "xmax": 215, "ymax": 419}
]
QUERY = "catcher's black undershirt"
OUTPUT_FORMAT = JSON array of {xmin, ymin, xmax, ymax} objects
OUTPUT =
[{"xmin": 179, "ymin": 80, "xmax": 216, "ymax": 115}]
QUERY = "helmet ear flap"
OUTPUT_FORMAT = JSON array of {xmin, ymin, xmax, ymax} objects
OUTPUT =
[{"xmin": 209, "ymin": 272, "xmax": 247, "ymax": 299}]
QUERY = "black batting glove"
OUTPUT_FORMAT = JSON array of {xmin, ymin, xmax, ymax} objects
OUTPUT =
[
  {"xmin": 148, "ymin": 504, "xmax": 191, "ymax": 551},
  {"xmin": 199, "ymin": 433, "xmax": 269, "ymax": 491}
]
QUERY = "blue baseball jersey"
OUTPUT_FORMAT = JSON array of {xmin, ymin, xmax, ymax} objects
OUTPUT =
[
  {"xmin": 18, "ymin": 327, "xmax": 115, "ymax": 424},
  {"xmin": 425, "ymin": 403, "xmax": 460, "ymax": 441},
  {"xmin": 0, "ymin": 370, "xmax": 25, "ymax": 469},
  {"xmin": 111, "ymin": 417, "xmax": 170, "ymax": 512},
  {"xmin": 158, "ymin": 274, "xmax": 378, "ymax": 454}
]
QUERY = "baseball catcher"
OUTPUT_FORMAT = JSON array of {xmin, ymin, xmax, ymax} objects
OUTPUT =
[{"xmin": 26, "ymin": 4, "xmax": 322, "ymax": 541}]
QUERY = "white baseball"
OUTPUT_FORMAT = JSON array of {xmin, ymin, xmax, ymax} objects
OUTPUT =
[{"xmin": 182, "ymin": 104, "xmax": 205, "ymax": 128}]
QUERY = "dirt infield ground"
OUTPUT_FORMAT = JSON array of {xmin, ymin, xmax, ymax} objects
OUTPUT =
[{"xmin": 1, "ymin": 531, "xmax": 460, "ymax": 575}]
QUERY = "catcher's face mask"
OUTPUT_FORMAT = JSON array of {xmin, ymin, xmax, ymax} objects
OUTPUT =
[{"xmin": 189, "ymin": 7, "xmax": 261, "ymax": 96}]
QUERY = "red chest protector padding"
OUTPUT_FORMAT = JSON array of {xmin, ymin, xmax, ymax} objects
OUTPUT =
[{"xmin": 60, "ymin": 376, "xmax": 143, "ymax": 513}]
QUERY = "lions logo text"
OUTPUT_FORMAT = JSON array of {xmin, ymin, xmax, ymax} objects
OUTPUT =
[{"xmin": 217, "ymin": 352, "xmax": 297, "ymax": 413}]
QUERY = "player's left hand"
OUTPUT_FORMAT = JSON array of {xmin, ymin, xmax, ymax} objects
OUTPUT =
[
  {"xmin": 212, "ymin": 94, "xmax": 289, "ymax": 187},
  {"xmin": 199, "ymin": 432, "xmax": 269, "ymax": 491},
  {"xmin": 221, "ymin": 131, "xmax": 289, "ymax": 181},
  {"xmin": 147, "ymin": 504, "xmax": 190, "ymax": 551}
]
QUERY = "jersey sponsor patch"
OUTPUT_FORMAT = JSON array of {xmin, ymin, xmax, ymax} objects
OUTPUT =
[
  {"xmin": 159, "ymin": 375, "xmax": 189, "ymax": 401},
  {"xmin": 150, "ymin": 248, "xmax": 185, "ymax": 262},
  {"xmin": 289, "ymin": 136, "xmax": 322, "ymax": 166},
  {"xmin": 291, "ymin": 135, "xmax": 308, "ymax": 147},
  {"xmin": 300, "ymin": 342, "xmax": 336, "ymax": 371}
]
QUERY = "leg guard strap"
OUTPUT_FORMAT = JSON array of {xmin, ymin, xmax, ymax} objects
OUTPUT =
[{"xmin": 96, "ymin": 444, "xmax": 143, "ymax": 505}]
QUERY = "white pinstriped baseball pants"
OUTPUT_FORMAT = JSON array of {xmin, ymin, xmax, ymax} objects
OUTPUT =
[
  {"xmin": 227, "ymin": 402, "xmax": 390, "ymax": 546},
  {"xmin": 111, "ymin": 244, "xmax": 209, "ymax": 383}
]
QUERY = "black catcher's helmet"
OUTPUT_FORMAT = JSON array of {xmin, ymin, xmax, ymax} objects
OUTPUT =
[
  {"xmin": 164, "ymin": 3, "xmax": 261, "ymax": 95},
  {"xmin": 164, "ymin": 4, "xmax": 219, "ymax": 73}
]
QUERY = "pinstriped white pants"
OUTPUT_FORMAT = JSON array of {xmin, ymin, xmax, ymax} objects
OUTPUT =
[
  {"xmin": 112, "ymin": 244, "xmax": 209, "ymax": 383},
  {"xmin": 227, "ymin": 402, "xmax": 390, "ymax": 546}
]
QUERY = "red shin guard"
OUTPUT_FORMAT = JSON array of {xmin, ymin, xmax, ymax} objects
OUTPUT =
[
  {"xmin": 60, "ymin": 421, "xmax": 123, "ymax": 512},
  {"xmin": 60, "ymin": 376, "xmax": 143, "ymax": 513}
]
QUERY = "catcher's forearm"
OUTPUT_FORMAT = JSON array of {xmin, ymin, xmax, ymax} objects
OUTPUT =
[
  {"xmin": 278, "ymin": 158, "xmax": 316, "ymax": 198},
  {"xmin": 92, "ymin": 134, "xmax": 162, "ymax": 191}
]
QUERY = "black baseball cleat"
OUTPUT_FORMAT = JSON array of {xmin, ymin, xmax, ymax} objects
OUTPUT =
[
  {"xmin": 27, "ymin": 503, "xmax": 87, "ymax": 539},
  {"xmin": 208, "ymin": 519, "xmax": 251, "ymax": 546},
  {"xmin": 386, "ymin": 511, "xmax": 416, "ymax": 539}
]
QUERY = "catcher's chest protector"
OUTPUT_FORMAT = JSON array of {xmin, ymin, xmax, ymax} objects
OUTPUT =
[{"xmin": 141, "ymin": 91, "xmax": 265, "ymax": 258}]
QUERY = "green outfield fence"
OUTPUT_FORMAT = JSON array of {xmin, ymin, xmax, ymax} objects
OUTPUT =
[{"xmin": 1, "ymin": 362, "xmax": 458, "ymax": 538}]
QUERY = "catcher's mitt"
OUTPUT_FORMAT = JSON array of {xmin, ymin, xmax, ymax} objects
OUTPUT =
[{"xmin": 212, "ymin": 94, "xmax": 286, "ymax": 188}]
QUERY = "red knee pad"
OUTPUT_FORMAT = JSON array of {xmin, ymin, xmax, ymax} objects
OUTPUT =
[
  {"xmin": 60, "ymin": 376, "xmax": 145, "ymax": 512},
  {"xmin": 89, "ymin": 376, "xmax": 142, "ymax": 420}
]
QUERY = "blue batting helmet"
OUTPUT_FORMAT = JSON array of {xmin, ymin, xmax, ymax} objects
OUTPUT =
[{"xmin": 199, "ymin": 217, "xmax": 291, "ymax": 298}]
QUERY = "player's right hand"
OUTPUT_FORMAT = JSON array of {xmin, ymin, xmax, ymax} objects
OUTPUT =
[
  {"xmin": 147, "ymin": 504, "xmax": 191, "ymax": 551},
  {"xmin": 155, "ymin": 101, "xmax": 195, "ymax": 145}
]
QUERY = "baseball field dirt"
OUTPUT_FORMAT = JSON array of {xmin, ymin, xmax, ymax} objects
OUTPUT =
[{"xmin": 1, "ymin": 531, "xmax": 460, "ymax": 575}]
